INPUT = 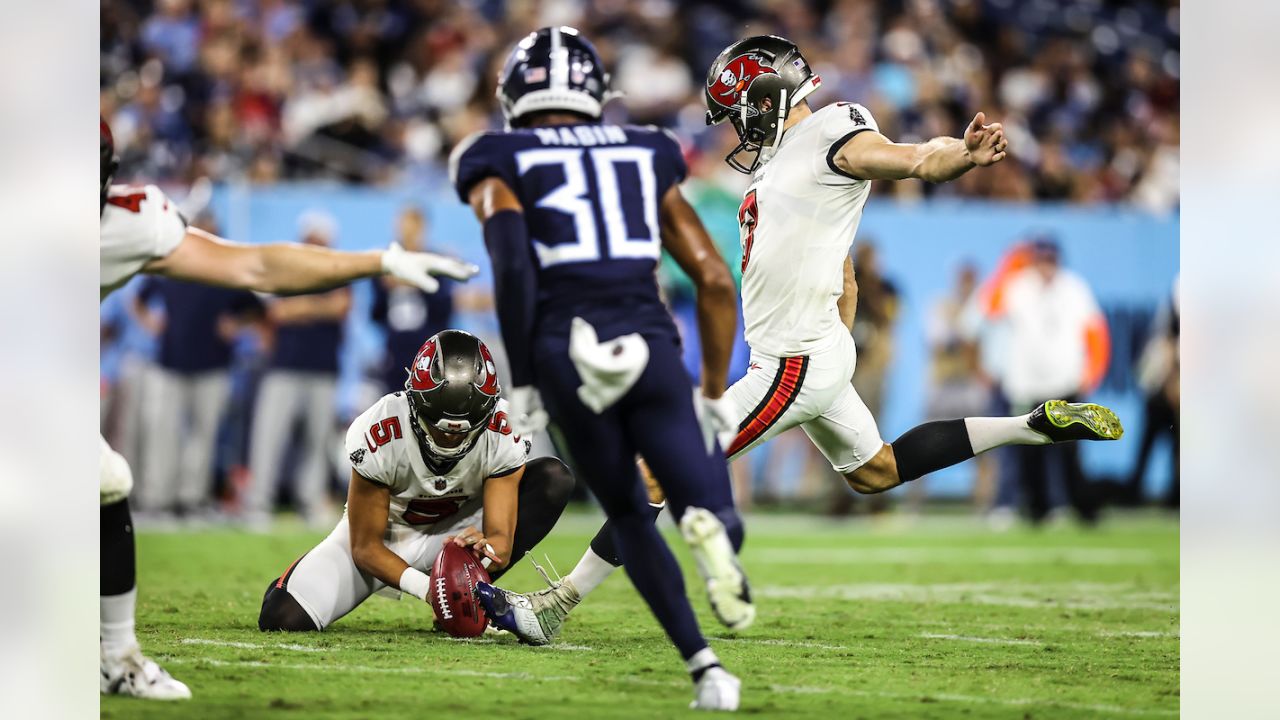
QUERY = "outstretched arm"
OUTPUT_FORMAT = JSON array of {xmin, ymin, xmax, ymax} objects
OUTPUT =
[
  {"xmin": 834, "ymin": 112, "xmax": 1008, "ymax": 183},
  {"xmin": 658, "ymin": 185, "xmax": 737, "ymax": 398},
  {"xmin": 143, "ymin": 227, "xmax": 477, "ymax": 295}
]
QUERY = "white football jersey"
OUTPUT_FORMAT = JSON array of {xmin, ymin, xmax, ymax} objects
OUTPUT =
[
  {"xmin": 738, "ymin": 102, "xmax": 878, "ymax": 357},
  {"xmin": 343, "ymin": 393, "xmax": 528, "ymax": 534},
  {"xmin": 100, "ymin": 184, "xmax": 187, "ymax": 299}
]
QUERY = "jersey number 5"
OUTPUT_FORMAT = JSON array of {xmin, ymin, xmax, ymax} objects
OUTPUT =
[
  {"xmin": 738, "ymin": 190, "xmax": 758, "ymax": 273},
  {"xmin": 516, "ymin": 147, "xmax": 661, "ymax": 267},
  {"xmin": 366, "ymin": 417, "xmax": 402, "ymax": 453}
]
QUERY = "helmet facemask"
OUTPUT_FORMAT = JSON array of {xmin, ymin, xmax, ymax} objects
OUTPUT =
[
  {"xmin": 402, "ymin": 330, "xmax": 502, "ymax": 470},
  {"xmin": 704, "ymin": 36, "xmax": 823, "ymax": 174}
]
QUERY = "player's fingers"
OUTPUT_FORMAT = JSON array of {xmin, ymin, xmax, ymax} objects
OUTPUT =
[
  {"xmin": 970, "ymin": 112, "xmax": 985, "ymax": 131},
  {"xmin": 992, "ymin": 151, "xmax": 1007, "ymax": 163},
  {"xmin": 986, "ymin": 122, "xmax": 1002, "ymax": 133}
]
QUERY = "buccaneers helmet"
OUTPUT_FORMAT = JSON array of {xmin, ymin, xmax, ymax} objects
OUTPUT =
[
  {"xmin": 704, "ymin": 35, "xmax": 822, "ymax": 174},
  {"xmin": 404, "ymin": 330, "xmax": 502, "ymax": 468},
  {"xmin": 101, "ymin": 117, "xmax": 119, "ymax": 212},
  {"xmin": 496, "ymin": 26, "xmax": 614, "ymax": 127}
]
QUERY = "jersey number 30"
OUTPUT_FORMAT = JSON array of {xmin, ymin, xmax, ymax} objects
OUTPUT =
[{"xmin": 516, "ymin": 147, "xmax": 660, "ymax": 267}]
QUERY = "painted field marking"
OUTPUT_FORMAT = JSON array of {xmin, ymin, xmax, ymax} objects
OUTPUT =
[
  {"xmin": 718, "ymin": 637, "xmax": 848, "ymax": 651},
  {"xmin": 181, "ymin": 638, "xmax": 327, "ymax": 653},
  {"xmin": 919, "ymin": 632, "xmax": 1041, "ymax": 646},
  {"xmin": 749, "ymin": 547, "xmax": 1161, "ymax": 565},
  {"xmin": 163, "ymin": 657, "xmax": 1176, "ymax": 717},
  {"xmin": 443, "ymin": 636, "xmax": 592, "ymax": 651},
  {"xmin": 756, "ymin": 582, "xmax": 1179, "ymax": 612}
]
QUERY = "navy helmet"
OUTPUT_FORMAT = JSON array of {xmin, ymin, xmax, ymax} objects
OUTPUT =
[{"xmin": 497, "ymin": 26, "xmax": 614, "ymax": 127}]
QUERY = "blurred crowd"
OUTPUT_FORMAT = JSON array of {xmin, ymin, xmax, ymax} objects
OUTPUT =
[{"xmin": 101, "ymin": 0, "xmax": 1179, "ymax": 211}]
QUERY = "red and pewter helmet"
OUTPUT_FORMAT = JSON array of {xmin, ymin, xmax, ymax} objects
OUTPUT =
[
  {"xmin": 404, "ymin": 330, "xmax": 502, "ymax": 466},
  {"xmin": 704, "ymin": 35, "xmax": 822, "ymax": 174}
]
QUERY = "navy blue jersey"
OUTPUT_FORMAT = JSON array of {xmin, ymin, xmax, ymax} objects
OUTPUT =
[{"xmin": 451, "ymin": 123, "xmax": 686, "ymax": 339}]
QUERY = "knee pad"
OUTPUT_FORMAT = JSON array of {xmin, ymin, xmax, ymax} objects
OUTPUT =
[
  {"xmin": 259, "ymin": 582, "xmax": 319, "ymax": 632},
  {"xmin": 100, "ymin": 438, "xmax": 133, "ymax": 505},
  {"xmin": 525, "ymin": 457, "xmax": 575, "ymax": 508}
]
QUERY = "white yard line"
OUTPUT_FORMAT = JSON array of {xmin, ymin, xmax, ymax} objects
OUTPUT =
[
  {"xmin": 919, "ymin": 632, "xmax": 1042, "ymax": 646},
  {"xmin": 181, "ymin": 638, "xmax": 328, "ymax": 653},
  {"xmin": 756, "ymin": 583, "xmax": 1179, "ymax": 612},
  {"xmin": 749, "ymin": 547, "xmax": 1160, "ymax": 565},
  {"xmin": 162, "ymin": 657, "xmax": 1175, "ymax": 716},
  {"xmin": 443, "ymin": 636, "xmax": 592, "ymax": 651},
  {"xmin": 718, "ymin": 637, "xmax": 848, "ymax": 650}
]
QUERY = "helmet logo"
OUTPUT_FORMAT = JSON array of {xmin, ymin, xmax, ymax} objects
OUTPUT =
[
  {"xmin": 708, "ymin": 53, "xmax": 777, "ymax": 111},
  {"xmin": 475, "ymin": 342, "xmax": 500, "ymax": 397},
  {"xmin": 408, "ymin": 339, "xmax": 441, "ymax": 391}
]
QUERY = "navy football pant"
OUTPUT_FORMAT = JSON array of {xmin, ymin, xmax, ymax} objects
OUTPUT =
[{"xmin": 536, "ymin": 331, "xmax": 741, "ymax": 661}]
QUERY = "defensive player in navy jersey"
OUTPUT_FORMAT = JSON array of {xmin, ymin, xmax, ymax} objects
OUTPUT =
[{"xmin": 450, "ymin": 27, "xmax": 748, "ymax": 711}]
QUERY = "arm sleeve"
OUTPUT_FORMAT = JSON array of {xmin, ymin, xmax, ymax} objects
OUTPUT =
[
  {"xmin": 818, "ymin": 103, "xmax": 880, "ymax": 185},
  {"xmin": 483, "ymin": 210, "xmax": 538, "ymax": 388}
]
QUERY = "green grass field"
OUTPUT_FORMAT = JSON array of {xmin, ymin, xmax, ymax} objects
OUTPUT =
[{"xmin": 104, "ymin": 511, "xmax": 1178, "ymax": 719}]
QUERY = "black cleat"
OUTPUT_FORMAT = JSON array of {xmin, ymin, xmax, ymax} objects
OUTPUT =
[{"xmin": 1028, "ymin": 400, "xmax": 1124, "ymax": 442}]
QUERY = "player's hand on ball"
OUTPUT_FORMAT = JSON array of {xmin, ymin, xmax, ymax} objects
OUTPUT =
[
  {"xmin": 447, "ymin": 527, "xmax": 502, "ymax": 568},
  {"xmin": 964, "ymin": 112, "xmax": 1008, "ymax": 166},
  {"xmin": 381, "ymin": 242, "xmax": 480, "ymax": 293}
]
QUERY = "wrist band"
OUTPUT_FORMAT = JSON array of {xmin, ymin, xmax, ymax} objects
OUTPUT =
[{"xmin": 399, "ymin": 567, "xmax": 431, "ymax": 602}]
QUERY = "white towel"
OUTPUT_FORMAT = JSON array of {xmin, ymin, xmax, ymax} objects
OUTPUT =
[{"xmin": 569, "ymin": 316, "xmax": 650, "ymax": 414}]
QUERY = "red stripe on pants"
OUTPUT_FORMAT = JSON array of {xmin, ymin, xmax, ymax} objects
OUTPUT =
[{"xmin": 726, "ymin": 357, "xmax": 805, "ymax": 457}]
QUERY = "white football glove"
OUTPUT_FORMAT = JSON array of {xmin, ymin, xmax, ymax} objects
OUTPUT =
[
  {"xmin": 508, "ymin": 385, "xmax": 550, "ymax": 437},
  {"xmin": 381, "ymin": 242, "xmax": 479, "ymax": 293},
  {"xmin": 695, "ymin": 392, "xmax": 738, "ymax": 454}
]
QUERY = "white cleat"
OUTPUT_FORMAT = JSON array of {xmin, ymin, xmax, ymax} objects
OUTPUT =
[
  {"xmin": 101, "ymin": 644, "xmax": 191, "ymax": 700},
  {"xmin": 679, "ymin": 508, "xmax": 755, "ymax": 631},
  {"xmin": 691, "ymin": 666, "xmax": 741, "ymax": 711}
]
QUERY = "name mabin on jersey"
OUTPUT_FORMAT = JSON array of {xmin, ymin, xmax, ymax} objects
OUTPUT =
[{"xmin": 532, "ymin": 124, "xmax": 629, "ymax": 147}]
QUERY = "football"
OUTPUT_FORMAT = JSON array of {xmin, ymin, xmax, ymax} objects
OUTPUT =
[{"xmin": 429, "ymin": 542, "xmax": 491, "ymax": 637}]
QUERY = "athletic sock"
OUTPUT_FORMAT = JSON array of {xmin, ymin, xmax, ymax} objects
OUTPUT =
[
  {"xmin": 963, "ymin": 413, "xmax": 1049, "ymax": 453},
  {"xmin": 686, "ymin": 646, "xmax": 721, "ymax": 683},
  {"xmin": 588, "ymin": 503, "xmax": 663, "ymax": 565},
  {"xmin": 101, "ymin": 588, "xmax": 138, "ymax": 658},
  {"xmin": 609, "ymin": 511, "xmax": 707, "ymax": 660},
  {"xmin": 892, "ymin": 419, "xmax": 977, "ymax": 482},
  {"xmin": 565, "ymin": 547, "xmax": 617, "ymax": 598},
  {"xmin": 894, "ymin": 415, "xmax": 1050, "ymax": 482}
]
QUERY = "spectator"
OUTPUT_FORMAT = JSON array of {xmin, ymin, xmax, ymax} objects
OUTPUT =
[
  {"xmin": 369, "ymin": 206, "xmax": 455, "ymax": 393},
  {"xmin": 850, "ymin": 242, "xmax": 899, "ymax": 420},
  {"xmin": 133, "ymin": 276, "xmax": 263, "ymax": 520},
  {"xmin": 830, "ymin": 241, "xmax": 898, "ymax": 516},
  {"xmin": 100, "ymin": 1, "xmax": 1179, "ymax": 208},
  {"xmin": 1001, "ymin": 237, "xmax": 1111, "ymax": 524},
  {"xmin": 242, "ymin": 211, "xmax": 351, "ymax": 529},
  {"xmin": 1128, "ymin": 275, "xmax": 1179, "ymax": 508},
  {"xmin": 913, "ymin": 262, "xmax": 997, "ymax": 513}
]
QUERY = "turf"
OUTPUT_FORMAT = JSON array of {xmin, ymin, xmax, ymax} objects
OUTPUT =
[{"xmin": 104, "ymin": 511, "xmax": 1178, "ymax": 719}]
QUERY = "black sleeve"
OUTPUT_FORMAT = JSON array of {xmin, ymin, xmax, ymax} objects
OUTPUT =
[
  {"xmin": 369, "ymin": 278, "xmax": 389, "ymax": 328},
  {"xmin": 482, "ymin": 210, "xmax": 538, "ymax": 388}
]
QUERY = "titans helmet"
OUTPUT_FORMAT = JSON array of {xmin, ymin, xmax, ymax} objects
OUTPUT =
[{"xmin": 496, "ymin": 26, "xmax": 614, "ymax": 127}]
